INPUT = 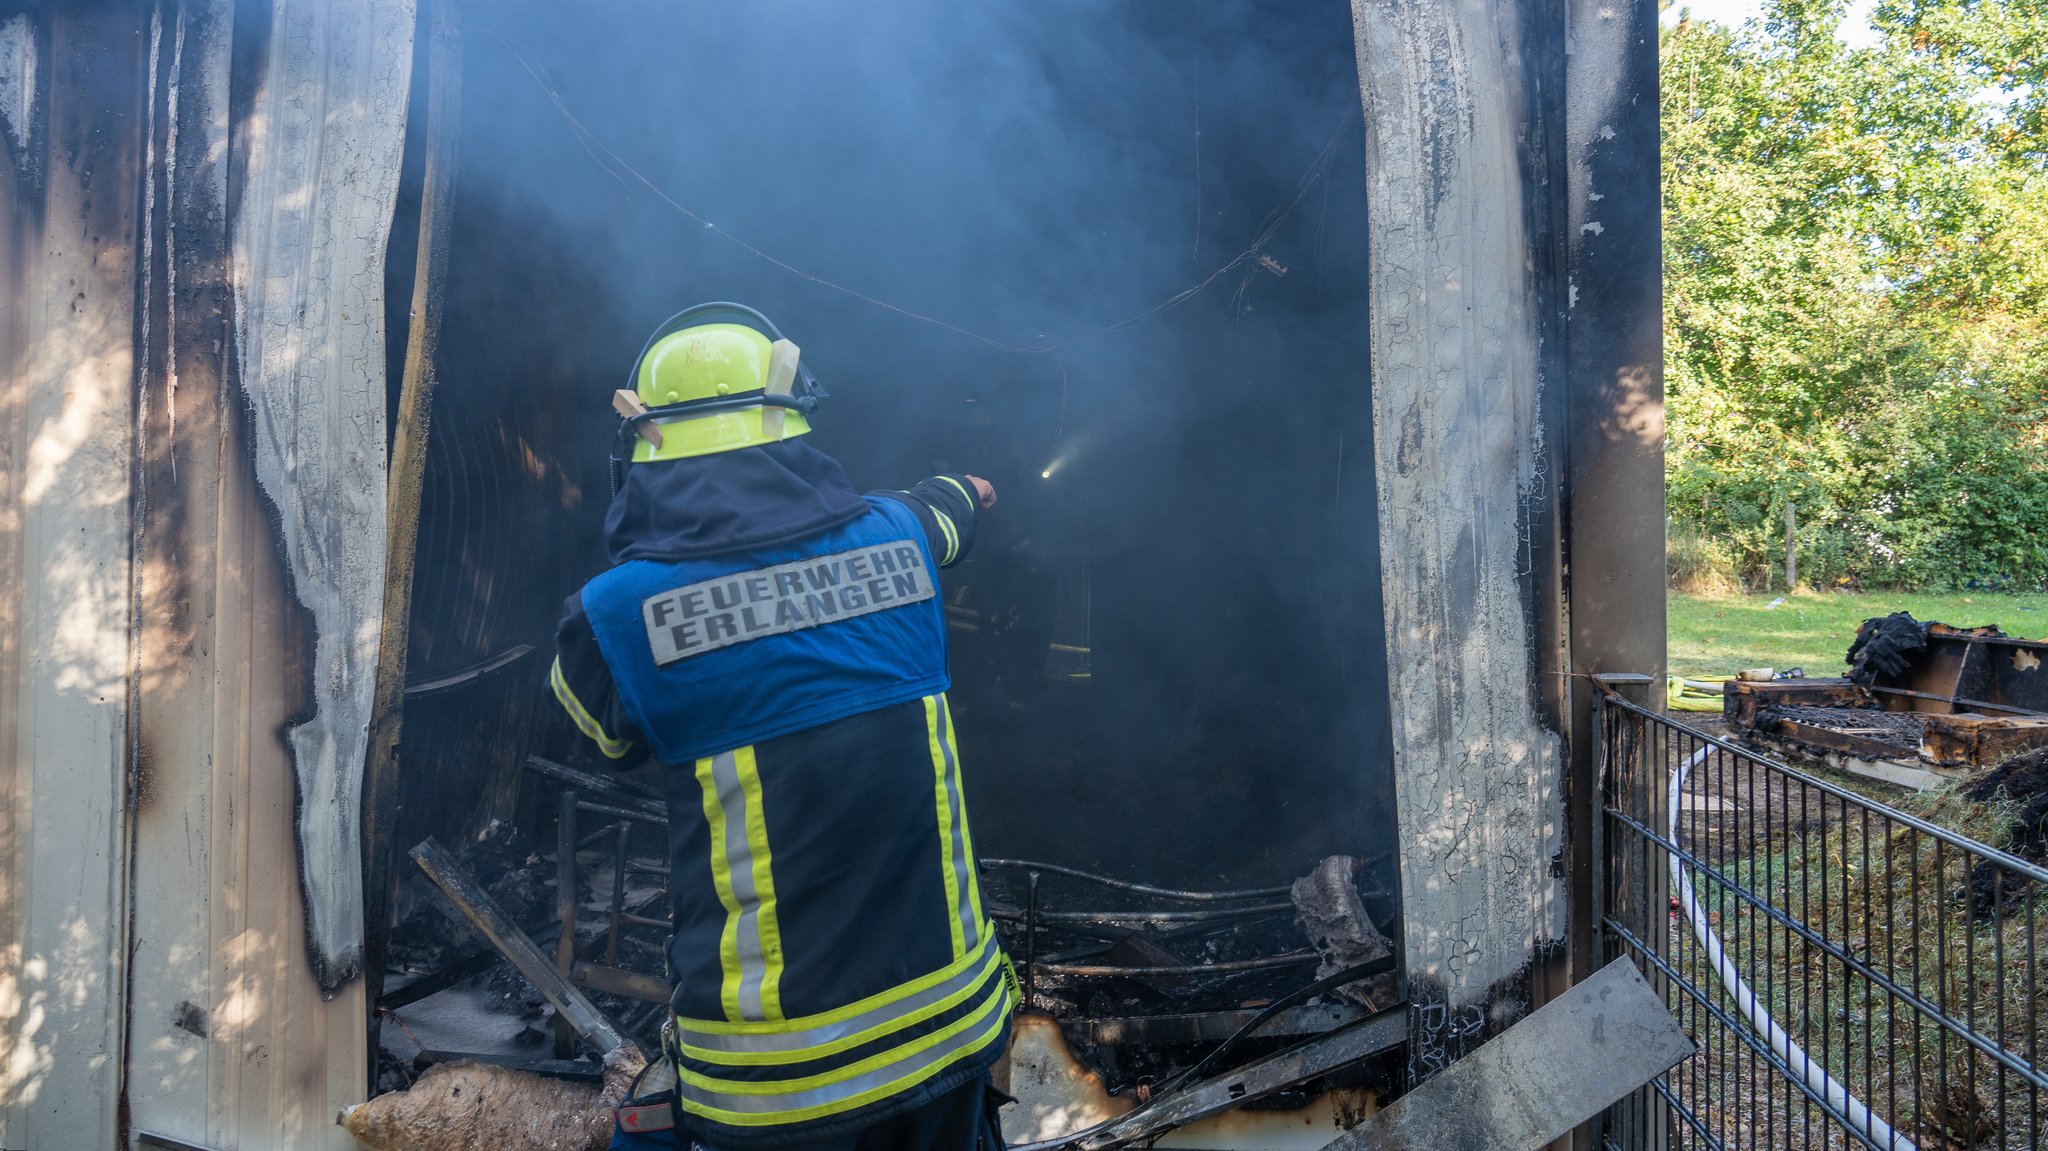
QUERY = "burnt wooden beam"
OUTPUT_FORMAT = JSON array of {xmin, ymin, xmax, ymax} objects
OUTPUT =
[
  {"xmin": 1921, "ymin": 714, "xmax": 2048, "ymax": 768},
  {"xmin": 365, "ymin": 0, "xmax": 464, "ymax": 1017},
  {"xmin": 1722, "ymin": 678, "xmax": 1876, "ymax": 730},
  {"xmin": 525, "ymin": 753, "xmax": 667, "ymax": 816},
  {"xmin": 410, "ymin": 837, "xmax": 640, "ymax": 1059},
  {"xmin": 572, "ymin": 961, "xmax": 673, "ymax": 1005}
]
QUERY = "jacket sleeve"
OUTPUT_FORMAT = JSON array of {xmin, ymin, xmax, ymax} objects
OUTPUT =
[
  {"xmin": 869, "ymin": 474, "xmax": 981, "ymax": 568},
  {"xmin": 550, "ymin": 593, "xmax": 646, "ymax": 763}
]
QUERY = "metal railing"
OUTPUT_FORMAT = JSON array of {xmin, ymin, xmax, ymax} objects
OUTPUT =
[{"xmin": 1597, "ymin": 687, "xmax": 2048, "ymax": 1151}]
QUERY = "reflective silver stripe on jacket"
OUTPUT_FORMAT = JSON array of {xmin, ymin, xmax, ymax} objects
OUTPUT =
[
  {"xmin": 680, "ymin": 932, "xmax": 1001, "ymax": 1057},
  {"xmin": 710, "ymin": 750, "xmax": 774, "ymax": 1022}
]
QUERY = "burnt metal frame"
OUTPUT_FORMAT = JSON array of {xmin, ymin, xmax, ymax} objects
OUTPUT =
[{"xmin": 1596, "ymin": 687, "xmax": 2048, "ymax": 1150}]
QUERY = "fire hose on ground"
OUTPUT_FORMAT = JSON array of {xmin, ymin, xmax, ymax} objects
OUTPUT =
[{"xmin": 1667, "ymin": 744, "xmax": 1915, "ymax": 1150}]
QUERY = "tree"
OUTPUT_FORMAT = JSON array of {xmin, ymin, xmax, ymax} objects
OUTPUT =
[{"xmin": 1662, "ymin": 0, "xmax": 2048, "ymax": 590}]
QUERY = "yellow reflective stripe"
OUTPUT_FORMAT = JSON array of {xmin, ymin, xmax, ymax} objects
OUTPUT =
[
  {"xmin": 677, "ymin": 925, "xmax": 997, "ymax": 1036},
  {"xmin": 550, "ymin": 657, "xmax": 633, "ymax": 759},
  {"xmin": 696, "ymin": 749, "xmax": 783, "ymax": 1023},
  {"xmin": 675, "ymin": 977, "xmax": 1012, "ymax": 1125},
  {"xmin": 935, "ymin": 475, "xmax": 975, "ymax": 509},
  {"xmin": 937, "ymin": 697, "xmax": 985, "ymax": 933},
  {"xmin": 733, "ymin": 747, "xmax": 785, "ymax": 1021},
  {"xmin": 677, "ymin": 942, "xmax": 1004, "ymax": 1067},
  {"xmin": 926, "ymin": 696, "xmax": 967, "ymax": 958},
  {"xmin": 931, "ymin": 508, "xmax": 960, "ymax": 565},
  {"xmin": 931, "ymin": 696, "xmax": 979, "ymax": 951},
  {"xmin": 695, "ymin": 754, "xmax": 747, "ymax": 1022},
  {"xmin": 680, "ymin": 978, "xmax": 1005, "ymax": 1096}
]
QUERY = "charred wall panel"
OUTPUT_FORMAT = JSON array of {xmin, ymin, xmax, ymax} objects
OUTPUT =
[
  {"xmin": 229, "ymin": 0, "xmax": 416, "ymax": 990},
  {"xmin": 1350, "ymin": 0, "xmax": 1665, "ymax": 1080},
  {"xmin": 128, "ymin": 1, "xmax": 372, "ymax": 1142},
  {"xmin": 1352, "ymin": 0, "xmax": 1571, "ymax": 1073},
  {"xmin": 4, "ymin": 0, "xmax": 414, "ymax": 1141},
  {"xmin": 1561, "ymin": 0, "xmax": 1668, "ymax": 983}
]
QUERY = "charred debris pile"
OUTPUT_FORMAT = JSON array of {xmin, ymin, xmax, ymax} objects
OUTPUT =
[
  {"xmin": 376, "ymin": 759, "xmax": 1402, "ymax": 1103},
  {"xmin": 1724, "ymin": 612, "xmax": 2048, "ymax": 790}
]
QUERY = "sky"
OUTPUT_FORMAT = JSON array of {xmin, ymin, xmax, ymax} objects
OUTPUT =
[{"xmin": 1661, "ymin": 0, "xmax": 1884, "ymax": 48}]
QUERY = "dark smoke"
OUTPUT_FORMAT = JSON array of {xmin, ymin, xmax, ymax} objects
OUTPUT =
[{"xmin": 410, "ymin": 0, "xmax": 1396, "ymax": 890}]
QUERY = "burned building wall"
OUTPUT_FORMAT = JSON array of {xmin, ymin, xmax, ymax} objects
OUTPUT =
[
  {"xmin": 1, "ymin": 11, "xmax": 145, "ymax": 1145},
  {"xmin": 1351, "ymin": 0, "xmax": 1666, "ymax": 1075},
  {"xmin": 230, "ymin": 0, "xmax": 414, "ymax": 990},
  {"xmin": 1353, "ymin": 0, "xmax": 1566, "ymax": 1066},
  {"xmin": 2, "ymin": 0, "xmax": 413, "ymax": 1144}
]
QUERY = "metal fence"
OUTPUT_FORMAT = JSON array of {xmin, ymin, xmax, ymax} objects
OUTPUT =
[{"xmin": 1597, "ymin": 686, "xmax": 2048, "ymax": 1151}]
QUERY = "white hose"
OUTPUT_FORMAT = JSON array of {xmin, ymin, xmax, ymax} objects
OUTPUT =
[{"xmin": 1668, "ymin": 745, "xmax": 1917, "ymax": 1150}]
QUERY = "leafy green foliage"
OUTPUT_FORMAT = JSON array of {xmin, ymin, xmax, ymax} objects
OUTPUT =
[{"xmin": 1663, "ymin": 0, "xmax": 2048, "ymax": 590}]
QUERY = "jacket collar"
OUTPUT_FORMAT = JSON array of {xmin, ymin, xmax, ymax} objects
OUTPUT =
[{"xmin": 604, "ymin": 440, "xmax": 868, "ymax": 564}]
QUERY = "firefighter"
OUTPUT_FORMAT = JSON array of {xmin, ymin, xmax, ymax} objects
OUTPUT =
[{"xmin": 550, "ymin": 304, "xmax": 1016, "ymax": 1151}]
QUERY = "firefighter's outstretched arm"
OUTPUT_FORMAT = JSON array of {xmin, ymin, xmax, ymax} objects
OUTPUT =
[
  {"xmin": 873, "ymin": 472, "xmax": 998, "ymax": 568},
  {"xmin": 549, "ymin": 594, "xmax": 646, "ymax": 763}
]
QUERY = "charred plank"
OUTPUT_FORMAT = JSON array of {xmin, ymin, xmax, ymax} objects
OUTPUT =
[{"xmin": 410, "ymin": 837, "xmax": 639, "ymax": 1059}]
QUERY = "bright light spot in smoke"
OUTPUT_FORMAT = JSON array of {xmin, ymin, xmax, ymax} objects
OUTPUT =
[{"xmin": 1040, "ymin": 468, "xmax": 1053, "ymax": 480}]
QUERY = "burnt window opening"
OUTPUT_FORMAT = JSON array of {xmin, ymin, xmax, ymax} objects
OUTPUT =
[{"xmin": 383, "ymin": 0, "xmax": 1402, "ymax": 1092}]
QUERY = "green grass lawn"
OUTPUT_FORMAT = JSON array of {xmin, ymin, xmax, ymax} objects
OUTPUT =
[{"xmin": 1667, "ymin": 590, "xmax": 2048, "ymax": 679}]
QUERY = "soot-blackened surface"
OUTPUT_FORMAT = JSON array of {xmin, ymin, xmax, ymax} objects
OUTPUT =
[{"xmin": 408, "ymin": 0, "xmax": 1396, "ymax": 896}]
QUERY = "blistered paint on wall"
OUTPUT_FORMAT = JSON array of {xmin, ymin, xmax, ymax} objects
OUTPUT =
[
  {"xmin": 1352, "ymin": 0, "xmax": 1566, "ymax": 1023},
  {"xmin": 127, "ymin": 1, "xmax": 372, "ymax": 1144},
  {"xmin": 230, "ymin": 0, "xmax": 415, "ymax": 991}
]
